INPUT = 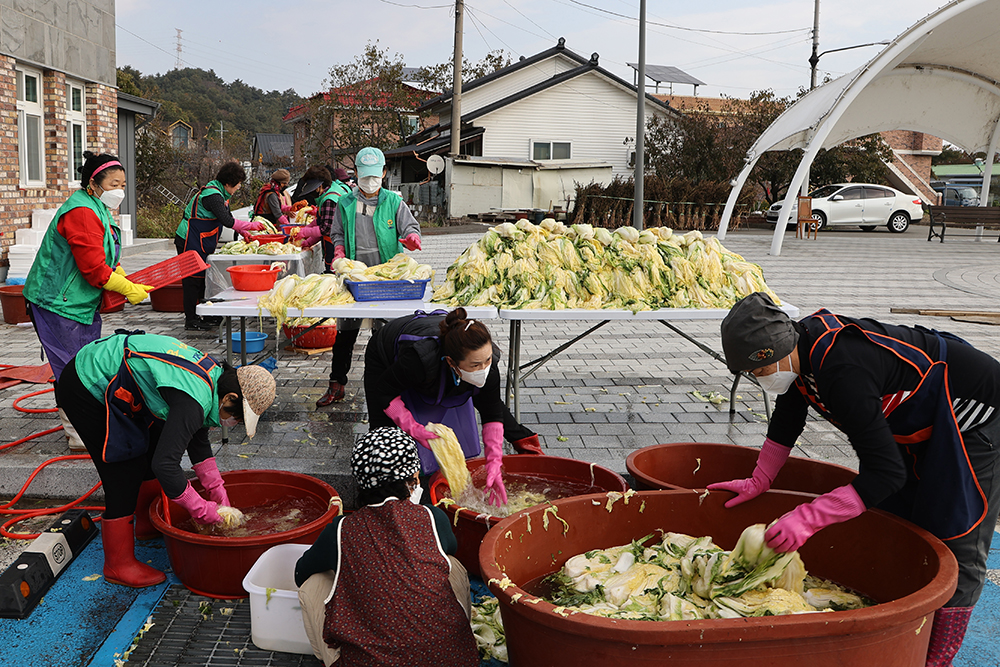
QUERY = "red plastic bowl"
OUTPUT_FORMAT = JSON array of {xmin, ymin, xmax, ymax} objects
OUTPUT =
[
  {"xmin": 149, "ymin": 469, "xmax": 341, "ymax": 598},
  {"xmin": 282, "ymin": 323, "xmax": 337, "ymax": 348},
  {"xmin": 227, "ymin": 264, "xmax": 281, "ymax": 291},
  {"xmin": 241, "ymin": 233, "xmax": 286, "ymax": 244}
]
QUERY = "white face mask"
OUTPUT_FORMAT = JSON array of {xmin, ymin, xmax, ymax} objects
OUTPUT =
[
  {"xmin": 221, "ymin": 416, "xmax": 239, "ymax": 428},
  {"xmin": 358, "ymin": 175, "xmax": 381, "ymax": 194},
  {"xmin": 755, "ymin": 356, "xmax": 797, "ymax": 396},
  {"xmin": 408, "ymin": 483, "xmax": 424, "ymax": 505},
  {"xmin": 98, "ymin": 187, "xmax": 125, "ymax": 210},
  {"xmin": 458, "ymin": 363, "xmax": 490, "ymax": 388}
]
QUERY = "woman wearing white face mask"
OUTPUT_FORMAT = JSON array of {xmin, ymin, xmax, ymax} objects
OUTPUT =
[
  {"xmin": 317, "ymin": 146, "xmax": 423, "ymax": 408},
  {"xmin": 57, "ymin": 332, "xmax": 275, "ymax": 587},
  {"xmin": 24, "ymin": 151, "xmax": 154, "ymax": 452},
  {"xmin": 364, "ymin": 308, "xmax": 543, "ymax": 506},
  {"xmin": 713, "ymin": 292, "xmax": 1000, "ymax": 665}
]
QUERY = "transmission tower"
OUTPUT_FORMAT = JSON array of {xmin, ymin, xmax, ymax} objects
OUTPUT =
[{"xmin": 175, "ymin": 29, "xmax": 183, "ymax": 69}]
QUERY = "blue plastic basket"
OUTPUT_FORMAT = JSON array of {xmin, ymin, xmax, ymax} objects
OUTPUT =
[{"xmin": 344, "ymin": 278, "xmax": 430, "ymax": 302}]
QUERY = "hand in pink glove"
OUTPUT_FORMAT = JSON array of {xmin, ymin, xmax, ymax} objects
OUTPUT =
[
  {"xmin": 765, "ymin": 485, "xmax": 866, "ymax": 553},
  {"xmin": 307, "ymin": 206, "xmax": 318, "ymax": 217},
  {"xmin": 192, "ymin": 457, "xmax": 231, "ymax": 507},
  {"xmin": 233, "ymin": 219, "xmax": 264, "ymax": 235},
  {"xmin": 333, "ymin": 245, "xmax": 346, "ymax": 260},
  {"xmin": 482, "ymin": 421, "xmax": 508, "ymax": 506},
  {"xmin": 281, "ymin": 205, "xmax": 293, "ymax": 214},
  {"xmin": 400, "ymin": 233, "xmax": 422, "ymax": 251},
  {"xmin": 384, "ymin": 396, "xmax": 436, "ymax": 449},
  {"xmin": 297, "ymin": 225, "xmax": 323, "ymax": 247},
  {"xmin": 172, "ymin": 482, "xmax": 222, "ymax": 525},
  {"xmin": 706, "ymin": 438, "xmax": 791, "ymax": 508},
  {"xmin": 277, "ymin": 215, "xmax": 290, "ymax": 227}
]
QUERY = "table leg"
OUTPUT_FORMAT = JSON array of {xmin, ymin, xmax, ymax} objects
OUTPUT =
[
  {"xmin": 223, "ymin": 316, "xmax": 233, "ymax": 444},
  {"xmin": 510, "ymin": 321, "xmax": 522, "ymax": 421},
  {"xmin": 240, "ymin": 317, "xmax": 247, "ymax": 368}
]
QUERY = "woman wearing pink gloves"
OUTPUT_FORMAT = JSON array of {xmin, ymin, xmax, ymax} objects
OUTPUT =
[
  {"xmin": 713, "ymin": 292, "xmax": 1000, "ymax": 666},
  {"xmin": 363, "ymin": 308, "xmax": 542, "ymax": 505},
  {"xmin": 56, "ymin": 332, "xmax": 276, "ymax": 587},
  {"xmin": 316, "ymin": 146, "xmax": 422, "ymax": 407}
]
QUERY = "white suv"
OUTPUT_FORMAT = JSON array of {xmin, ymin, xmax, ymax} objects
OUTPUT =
[{"xmin": 766, "ymin": 184, "xmax": 925, "ymax": 233}]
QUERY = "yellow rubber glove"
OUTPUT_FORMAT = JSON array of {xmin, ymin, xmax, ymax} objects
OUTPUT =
[
  {"xmin": 114, "ymin": 265, "xmax": 127, "ymax": 276},
  {"xmin": 103, "ymin": 271, "xmax": 154, "ymax": 305}
]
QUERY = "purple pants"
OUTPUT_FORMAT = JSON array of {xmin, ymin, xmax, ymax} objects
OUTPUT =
[{"xmin": 28, "ymin": 301, "xmax": 102, "ymax": 382}]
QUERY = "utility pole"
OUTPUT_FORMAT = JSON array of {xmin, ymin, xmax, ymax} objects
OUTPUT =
[
  {"xmin": 449, "ymin": 0, "xmax": 464, "ymax": 157},
  {"xmin": 218, "ymin": 121, "xmax": 225, "ymax": 153},
  {"xmin": 175, "ymin": 29, "xmax": 183, "ymax": 70},
  {"xmin": 633, "ymin": 0, "xmax": 646, "ymax": 230},
  {"xmin": 809, "ymin": 0, "xmax": 820, "ymax": 90}
]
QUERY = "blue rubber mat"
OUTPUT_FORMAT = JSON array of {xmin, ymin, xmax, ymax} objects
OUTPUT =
[
  {"xmin": 955, "ymin": 530, "xmax": 1000, "ymax": 667},
  {"xmin": 0, "ymin": 532, "xmax": 173, "ymax": 667}
]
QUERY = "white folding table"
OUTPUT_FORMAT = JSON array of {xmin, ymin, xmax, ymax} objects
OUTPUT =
[
  {"xmin": 498, "ymin": 303, "xmax": 800, "ymax": 421},
  {"xmin": 205, "ymin": 245, "xmax": 323, "ymax": 298}
]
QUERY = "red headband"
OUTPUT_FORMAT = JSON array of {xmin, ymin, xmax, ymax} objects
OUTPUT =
[{"xmin": 91, "ymin": 161, "xmax": 122, "ymax": 178}]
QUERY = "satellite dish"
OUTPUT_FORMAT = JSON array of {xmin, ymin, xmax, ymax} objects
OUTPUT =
[{"xmin": 427, "ymin": 154, "xmax": 445, "ymax": 175}]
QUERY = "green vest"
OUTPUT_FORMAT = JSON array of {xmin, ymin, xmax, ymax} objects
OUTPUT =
[
  {"xmin": 76, "ymin": 333, "xmax": 223, "ymax": 427},
  {"xmin": 337, "ymin": 189, "xmax": 404, "ymax": 261},
  {"xmin": 23, "ymin": 190, "xmax": 119, "ymax": 324},
  {"xmin": 316, "ymin": 181, "xmax": 351, "ymax": 209},
  {"xmin": 175, "ymin": 180, "xmax": 230, "ymax": 240}
]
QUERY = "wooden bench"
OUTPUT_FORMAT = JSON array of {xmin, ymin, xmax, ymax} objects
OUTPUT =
[{"xmin": 927, "ymin": 205, "xmax": 1000, "ymax": 242}]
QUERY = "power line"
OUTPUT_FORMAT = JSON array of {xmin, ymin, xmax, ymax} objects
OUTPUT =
[
  {"xmin": 465, "ymin": 9, "xmax": 496, "ymax": 52},
  {"xmin": 117, "ymin": 23, "xmax": 196, "ymax": 69},
  {"xmin": 564, "ymin": 0, "xmax": 810, "ymax": 36},
  {"xmin": 500, "ymin": 0, "xmax": 557, "ymax": 39},
  {"xmin": 375, "ymin": 0, "xmax": 451, "ymax": 7},
  {"xmin": 466, "ymin": 4, "xmax": 552, "ymax": 41}
]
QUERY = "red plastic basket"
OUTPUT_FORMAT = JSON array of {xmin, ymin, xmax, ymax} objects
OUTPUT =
[
  {"xmin": 240, "ymin": 233, "xmax": 286, "ymax": 244},
  {"xmin": 227, "ymin": 264, "xmax": 281, "ymax": 291},
  {"xmin": 100, "ymin": 251, "xmax": 209, "ymax": 312},
  {"xmin": 282, "ymin": 323, "xmax": 337, "ymax": 349}
]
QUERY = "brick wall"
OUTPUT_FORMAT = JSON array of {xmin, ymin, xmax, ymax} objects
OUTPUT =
[
  {"xmin": 0, "ymin": 55, "xmax": 118, "ymax": 268},
  {"xmin": 880, "ymin": 130, "xmax": 942, "ymax": 201}
]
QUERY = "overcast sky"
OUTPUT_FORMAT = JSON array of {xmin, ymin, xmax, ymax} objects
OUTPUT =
[{"xmin": 116, "ymin": 0, "xmax": 951, "ymax": 100}]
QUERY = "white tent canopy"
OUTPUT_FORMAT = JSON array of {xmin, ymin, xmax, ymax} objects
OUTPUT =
[{"xmin": 717, "ymin": 0, "xmax": 1000, "ymax": 255}]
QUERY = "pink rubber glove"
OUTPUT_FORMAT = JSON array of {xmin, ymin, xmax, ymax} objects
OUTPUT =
[
  {"xmin": 277, "ymin": 215, "xmax": 290, "ymax": 227},
  {"xmin": 482, "ymin": 421, "xmax": 507, "ymax": 506},
  {"xmin": 307, "ymin": 206, "xmax": 318, "ymax": 217},
  {"xmin": 765, "ymin": 484, "xmax": 866, "ymax": 553},
  {"xmin": 333, "ymin": 245, "xmax": 346, "ymax": 260},
  {"xmin": 706, "ymin": 438, "xmax": 791, "ymax": 508},
  {"xmin": 233, "ymin": 219, "xmax": 264, "ymax": 235},
  {"xmin": 384, "ymin": 396, "xmax": 436, "ymax": 449},
  {"xmin": 400, "ymin": 233, "xmax": 422, "ymax": 251},
  {"xmin": 172, "ymin": 482, "xmax": 222, "ymax": 525},
  {"xmin": 192, "ymin": 457, "xmax": 231, "ymax": 507},
  {"xmin": 297, "ymin": 225, "xmax": 322, "ymax": 247},
  {"xmin": 281, "ymin": 205, "xmax": 293, "ymax": 214}
]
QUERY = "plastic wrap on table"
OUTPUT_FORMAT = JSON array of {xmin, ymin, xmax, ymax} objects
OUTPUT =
[{"xmin": 205, "ymin": 245, "xmax": 324, "ymax": 299}]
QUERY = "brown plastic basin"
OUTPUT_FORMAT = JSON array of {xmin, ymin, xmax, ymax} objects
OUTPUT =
[
  {"xmin": 480, "ymin": 489, "xmax": 957, "ymax": 667},
  {"xmin": 626, "ymin": 442, "xmax": 857, "ymax": 495},
  {"xmin": 428, "ymin": 454, "xmax": 628, "ymax": 578}
]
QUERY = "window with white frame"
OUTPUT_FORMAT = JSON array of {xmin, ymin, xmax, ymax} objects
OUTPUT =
[
  {"xmin": 16, "ymin": 66, "xmax": 45, "ymax": 187},
  {"xmin": 66, "ymin": 80, "xmax": 86, "ymax": 183},
  {"xmin": 531, "ymin": 140, "xmax": 572, "ymax": 160}
]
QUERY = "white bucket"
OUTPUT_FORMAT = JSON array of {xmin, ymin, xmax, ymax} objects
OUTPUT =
[{"xmin": 241, "ymin": 543, "xmax": 313, "ymax": 654}]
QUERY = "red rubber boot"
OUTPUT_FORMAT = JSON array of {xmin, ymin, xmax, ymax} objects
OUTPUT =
[
  {"xmin": 511, "ymin": 434, "xmax": 544, "ymax": 455},
  {"xmin": 134, "ymin": 479, "xmax": 162, "ymax": 540},
  {"xmin": 101, "ymin": 515, "xmax": 166, "ymax": 588},
  {"xmin": 925, "ymin": 606, "xmax": 973, "ymax": 667}
]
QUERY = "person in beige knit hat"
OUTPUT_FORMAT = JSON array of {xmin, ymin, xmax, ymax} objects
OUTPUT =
[{"xmin": 56, "ymin": 332, "xmax": 277, "ymax": 588}]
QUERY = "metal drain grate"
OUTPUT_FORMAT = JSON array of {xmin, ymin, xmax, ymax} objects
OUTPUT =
[{"xmin": 122, "ymin": 585, "xmax": 321, "ymax": 667}]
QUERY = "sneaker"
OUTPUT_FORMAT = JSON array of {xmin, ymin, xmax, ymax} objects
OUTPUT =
[{"xmin": 185, "ymin": 318, "xmax": 214, "ymax": 331}]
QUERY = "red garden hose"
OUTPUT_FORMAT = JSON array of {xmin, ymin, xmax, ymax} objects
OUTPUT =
[{"xmin": 1, "ymin": 382, "xmax": 104, "ymax": 539}]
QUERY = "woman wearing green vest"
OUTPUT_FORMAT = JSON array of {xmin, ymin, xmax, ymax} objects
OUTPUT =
[
  {"xmin": 174, "ymin": 161, "xmax": 260, "ymax": 331},
  {"xmin": 24, "ymin": 151, "xmax": 154, "ymax": 450},
  {"xmin": 316, "ymin": 147, "xmax": 422, "ymax": 407},
  {"xmin": 56, "ymin": 332, "xmax": 277, "ymax": 587},
  {"xmin": 311, "ymin": 167, "xmax": 353, "ymax": 271}
]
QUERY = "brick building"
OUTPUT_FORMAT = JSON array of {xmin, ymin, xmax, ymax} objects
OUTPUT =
[
  {"xmin": 0, "ymin": 0, "xmax": 119, "ymax": 272},
  {"xmin": 657, "ymin": 94, "xmax": 942, "ymax": 202}
]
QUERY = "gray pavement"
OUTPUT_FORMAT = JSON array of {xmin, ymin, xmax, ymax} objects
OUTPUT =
[{"xmin": 3, "ymin": 223, "xmax": 1000, "ymax": 553}]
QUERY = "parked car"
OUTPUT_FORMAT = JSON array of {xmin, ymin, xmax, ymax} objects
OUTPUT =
[
  {"xmin": 766, "ymin": 184, "xmax": 925, "ymax": 233},
  {"xmin": 931, "ymin": 183, "xmax": 980, "ymax": 207}
]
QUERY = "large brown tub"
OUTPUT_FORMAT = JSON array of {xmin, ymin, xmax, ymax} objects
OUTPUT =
[
  {"xmin": 480, "ymin": 489, "xmax": 957, "ymax": 667},
  {"xmin": 627, "ymin": 442, "xmax": 857, "ymax": 495}
]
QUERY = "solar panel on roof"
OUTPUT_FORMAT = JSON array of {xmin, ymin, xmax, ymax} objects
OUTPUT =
[{"xmin": 627, "ymin": 63, "xmax": 706, "ymax": 86}]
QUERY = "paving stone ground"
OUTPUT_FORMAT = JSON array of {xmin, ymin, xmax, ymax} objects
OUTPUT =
[{"xmin": 3, "ymin": 223, "xmax": 1000, "ymax": 568}]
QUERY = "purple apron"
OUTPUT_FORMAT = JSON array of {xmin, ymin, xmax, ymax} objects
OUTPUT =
[{"xmin": 403, "ymin": 364, "xmax": 481, "ymax": 474}]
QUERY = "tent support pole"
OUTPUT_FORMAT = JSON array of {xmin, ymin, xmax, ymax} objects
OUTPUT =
[{"xmin": 717, "ymin": 158, "xmax": 758, "ymax": 240}]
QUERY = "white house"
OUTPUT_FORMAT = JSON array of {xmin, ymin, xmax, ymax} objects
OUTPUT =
[{"xmin": 385, "ymin": 38, "xmax": 681, "ymax": 218}]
